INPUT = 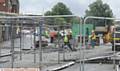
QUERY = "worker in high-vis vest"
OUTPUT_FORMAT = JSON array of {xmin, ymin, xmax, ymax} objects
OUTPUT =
[
  {"xmin": 104, "ymin": 31, "xmax": 112, "ymax": 43},
  {"xmin": 45, "ymin": 30, "xmax": 49, "ymax": 38},
  {"xmin": 69, "ymin": 30, "xmax": 72, "ymax": 39},
  {"xmin": 62, "ymin": 35, "xmax": 73, "ymax": 51},
  {"xmin": 90, "ymin": 30, "xmax": 96, "ymax": 48}
]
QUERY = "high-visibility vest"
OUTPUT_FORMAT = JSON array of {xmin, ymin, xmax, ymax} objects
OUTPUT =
[
  {"xmin": 64, "ymin": 35, "xmax": 68, "ymax": 42},
  {"xmin": 106, "ymin": 32, "xmax": 112, "ymax": 42},
  {"xmin": 45, "ymin": 31, "xmax": 49, "ymax": 37},
  {"xmin": 106, "ymin": 33, "xmax": 110, "ymax": 41},
  {"xmin": 70, "ymin": 30, "xmax": 72, "ymax": 34},
  {"xmin": 16, "ymin": 26, "xmax": 20, "ymax": 34},
  {"xmin": 45, "ymin": 31, "xmax": 48, "ymax": 34},
  {"xmin": 91, "ymin": 34, "xmax": 96, "ymax": 40}
]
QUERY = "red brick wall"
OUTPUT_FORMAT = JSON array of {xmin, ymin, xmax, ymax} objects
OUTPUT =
[
  {"xmin": 0, "ymin": 0, "xmax": 5, "ymax": 3},
  {"xmin": 0, "ymin": 0, "xmax": 19, "ymax": 13},
  {"xmin": 0, "ymin": 2, "xmax": 8, "ymax": 12}
]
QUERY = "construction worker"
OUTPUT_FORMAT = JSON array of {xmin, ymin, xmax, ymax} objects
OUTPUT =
[
  {"xmin": 62, "ymin": 34, "xmax": 73, "ymax": 51},
  {"xmin": 50, "ymin": 31, "xmax": 57, "ymax": 43},
  {"xmin": 86, "ymin": 28, "xmax": 89, "ymax": 42},
  {"xmin": 90, "ymin": 30, "xmax": 96, "ymax": 48},
  {"xmin": 44, "ymin": 30, "xmax": 49, "ymax": 38},
  {"xmin": 103, "ymin": 30, "xmax": 112, "ymax": 43},
  {"xmin": 68, "ymin": 29, "xmax": 72, "ymax": 39},
  {"xmin": 106, "ymin": 31, "xmax": 112, "ymax": 43}
]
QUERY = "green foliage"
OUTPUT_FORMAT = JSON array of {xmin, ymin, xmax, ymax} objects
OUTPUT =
[
  {"xmin": 44, "ymin": 2, "xmax": 73, "ymax": 25},
  {"xmin": 71, "ymin": 17, "xmax": 80, "ymax": 24},
  {"xmin": 44, "ymin": 11, "xmax": 53, "ymax": 15},
  {"xmin": 54, "ymin": 18, "xmax": 66, "ymax": 25},
  {"xmin": 85, "ymin": 0, "xmax": 113, "ymax": 26},
  {"xmin": 51, "ymin": 2, "xmax": 72, "ymax": 15}
]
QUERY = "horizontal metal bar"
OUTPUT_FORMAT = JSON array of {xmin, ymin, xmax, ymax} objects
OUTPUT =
[
  {"xmin": 48, "ymin": 61, "xmax": 75, "ymax": 71},
  {"xmin": 0, "ymin": 15, "xmax": 79, "ymax": 19},
  {"xmin": 0, "ymin": 25, "xmax": 38, "ymax": 28},
  {"xmin": 114, "ymin": 32, "xmax": 120, "ymax": 33},
  {"xmin": 82, "ymin": 55, "xmax": 114, "ymax": 61},
  {"xmin": 85, "ymin": 16, "xmax": 120, "ymax": 20},
  {"xmin": 0, "ymin": 12, "xmax": 79, "ymax": 18},
  {"xmin": 114, "ymin": 43, "xmax": 120, "ymax": 45},
  {"xmin": 48, "ymin": 25, "xmax": 71, "ymax": 27}
]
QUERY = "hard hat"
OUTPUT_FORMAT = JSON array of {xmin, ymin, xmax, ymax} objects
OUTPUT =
[
  {"xmin": 92, "ymin": 30, "xmax": 94, "ymax": 33},
  {"xmin": 70, "ymin": 30, "xmax": 72, "ymax": 33}
]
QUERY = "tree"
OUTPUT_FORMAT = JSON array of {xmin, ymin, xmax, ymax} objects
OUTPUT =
[
  {"xmin": 85, "ymin": 0, "xmax": 113, "ymax": 26},
  {"xmin": 51, "ymin": 2, "xmax": 72, "ymax": 15},
  {"xmin": 54, "ymin": 18, "xmax": 66, "ymax": 25},
  {"xmin": 44, "ymin": 2, "xmax": 73, "ymax": 25},
  {"xmin": 44, "ymin": 11, "xmax": 53, "ymax": 15},
  {"xmin": 44, "ymin": 11, "xmax": 54, "ymax": 25},
  {"xmin": 71, "ymin": 17, "xmax": 80, "ymax": 24}
]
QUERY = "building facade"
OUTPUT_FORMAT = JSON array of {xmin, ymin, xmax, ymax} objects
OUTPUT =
[
  {"xmin": 0, "ymin": 0, "xmax": 19, "ymax": 13},
  {"xmin": 0, "ymin": 0, "xmax": 19, "ymax": 41}
]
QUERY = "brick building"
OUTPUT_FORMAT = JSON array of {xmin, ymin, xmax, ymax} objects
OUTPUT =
[
  {"xmin": 0, "ymin": 0, "xmax": 19, "ymax": 13},
  {"xmin": 0, "ymin": 0, "xmax": 19, "ymax": 41}
]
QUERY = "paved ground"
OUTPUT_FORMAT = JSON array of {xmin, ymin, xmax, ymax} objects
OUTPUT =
[
  {"xmin": 0, "ymin": 46, "xmax": 112, "ymax": 67},
  {"xmin": 0, "ymin": 34, "xmax": 116, "ymax": 71},
  {"xmin": 61, "ymin": 64, "xmax": 114, "ymax": 71}
]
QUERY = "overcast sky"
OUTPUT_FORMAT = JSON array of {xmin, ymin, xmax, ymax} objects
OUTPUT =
[{"xmin": 19, "ymin": 0, "xmax": 120, "ymax": 18}]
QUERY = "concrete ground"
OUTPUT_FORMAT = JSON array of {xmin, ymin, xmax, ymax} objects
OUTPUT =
[
  {"xmin": 0, "ymin": 34, "xmax": 115, "ymax": 71},
  {"xmin": 61, "ymin": 64, "xmax": 115, "ymax": 71}
]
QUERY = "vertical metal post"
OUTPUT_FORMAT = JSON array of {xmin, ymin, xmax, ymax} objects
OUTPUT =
[
  {"xmin": 58, "ymin": 26, "xmax": 60, "ymax": 63},
  {"xmin": 39, "ymin": 19, "xmax": 42, "ymax": 70},
  {"xmin": 0, "ymin": 25, "xmax": 3, "ymax": 57},
  {"xmin": 34, "ymin": 23, "xmax": 36, "ymax": 63},
  {"xmin": 20, "ymin": 19, "xmax": 22, "ymax": 60},
  {"xmin": 23, "ymin": 30, "xmax": 25, "ymax": 49},
  {"xmin": 82, "ymin": 17, "xmax": 88, "ymax": 71},
  {"xmin": 0, "ymin": 37, "xmax": 1, "ymax": 57},
  {"xmin": 11, "ymin": 21, "xmax": 14, "ymax": 68},
  {"xmin": 31, "ymin": 27, "xmax": 33, "ymax": 49},
  {"xmin": 79, "ymin": 17, "xmax": 82, "ymax": 71},
  {"xmin": 113, "ymin": 27, "xmax": 116, "ymax": 69},
  {"xmin": 63, "ymin": 25, "xmax": 66, "ymax": 62}
]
